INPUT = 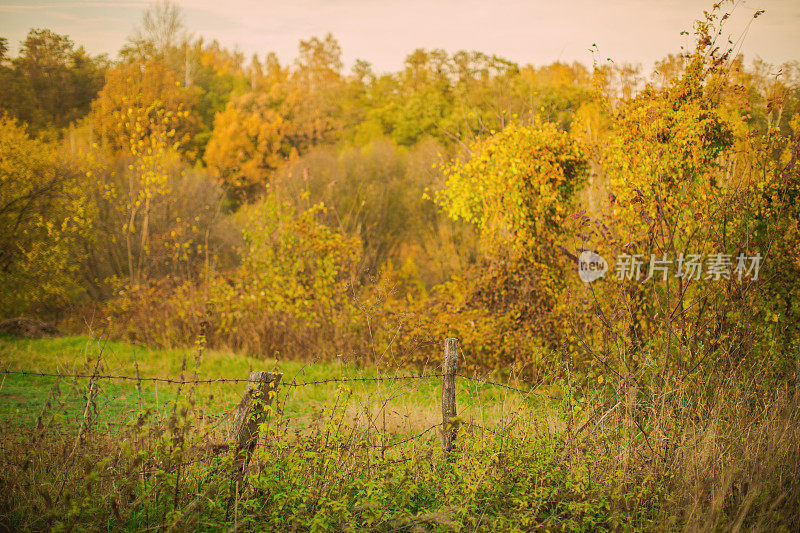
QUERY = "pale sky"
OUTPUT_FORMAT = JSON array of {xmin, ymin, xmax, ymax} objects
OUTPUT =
[{"xmin": 1, "ymin": 0, "xmax": 798, "ymax": 73}]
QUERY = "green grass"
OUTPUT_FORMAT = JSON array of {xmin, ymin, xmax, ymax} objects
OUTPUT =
[
  {"xmin": 0, "ymin": 373, "xmax": 175, "ymax": 427},
  {"xmin": 0, "ymin": 334, "xmax": 556, "ymax": 437}
]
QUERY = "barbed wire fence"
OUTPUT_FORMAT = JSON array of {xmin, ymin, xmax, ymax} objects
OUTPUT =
[
  {"xmin": 0, "ymin": 337, "xmax": 564, "ymax": 466},
  {"xmin": 0, "ymin": 335, "xmax": 638, "ymax": 532}
]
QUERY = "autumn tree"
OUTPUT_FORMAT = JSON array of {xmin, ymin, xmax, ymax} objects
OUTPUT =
[
  {"xmin": 0, "ymin": 38, "xmax": 39, "ymax": 128},
  {"xmin": 91, "ymin": 60, "xmax": 198, "ymax": 154},
  {"xmin": 0, "ymin": 116, "xmax": 92, "ymax": 315},
  {"xmin": 271, "ymin": 137, "xmax": 456, "ymax": 279},
  {"xmin": 121, "ymin": 0, "xmax": 186, "ymax": 70},
  {"xmin": 204, "ymin": 35, "xmax": 348, "ymax": 200},
  {"xmin": 6, "ymin": 29, "xmax": 106, "ymax": 131},
  {"xmin": 204, "ymin": 91, "xmax": 290, "ymax": 200},
  {"xmin": 285, "ymin": 33, "xmax": 347, "ymax": 147},
  {"xmin": 90, "ymin": 59, "xmax": 200, "ymax": 287},
  {"xmin": 403, "ymin": 122, "xmax": 590, "ymax": 370},
  {"xmin": 77, "ymin": 146, "xmax": 226, "ymax": 296},
  {"xmin": 551, "ymin": 5, "xmax": 800, "ymax": 387},
  {"xmin": 440, "ymin": 122, "xmax": 587, "ymax": 259}
]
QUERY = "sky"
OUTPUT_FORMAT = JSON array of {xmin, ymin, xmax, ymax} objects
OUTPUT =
[{"xmin": 1, "ymin": 0, "xmax": 798, "ymax": 74}]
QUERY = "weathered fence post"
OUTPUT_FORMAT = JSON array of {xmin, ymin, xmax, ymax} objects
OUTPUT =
[
  {"xmin": 228, "ymin": 370, "xmax": 282, "ymax": 479},
  {"xmin": 169, "ymin": 370, "xmax": 282, "ymax": 531},
  {"xmin": 442, "ymin": 338, "xmax": 459, "ymax": 452}
]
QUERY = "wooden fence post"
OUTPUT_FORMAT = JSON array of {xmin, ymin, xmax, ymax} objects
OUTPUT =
[
  {"xmin": 442, "ymin": 338, "xmax": 459, "ymax": 452},
  {"xmin": 170, "ymin": 370, "xmax": 282, "ymax": 531},
  {"xmin": 228, "ymin": 370, "xmax": 282, "ymax": 479}
]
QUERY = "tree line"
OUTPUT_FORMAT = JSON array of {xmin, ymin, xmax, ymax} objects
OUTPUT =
[{"xmin": 1, "ymin": 1, "xmax": 798, "ymax": 378}]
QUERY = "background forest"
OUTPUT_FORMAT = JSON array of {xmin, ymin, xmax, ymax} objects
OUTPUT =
[{"xmin": 2, "ymin": 0, "xmax": 800, "ymax": 529}]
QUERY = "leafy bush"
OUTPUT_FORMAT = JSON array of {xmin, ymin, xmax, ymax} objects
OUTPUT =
[
  {"xmin": 0, "ymin": 116, "xmax": 93, "ymax": 316},
  {"xmin": 104, "ymin": 194, "xmax": 361, "ymax": 360}
]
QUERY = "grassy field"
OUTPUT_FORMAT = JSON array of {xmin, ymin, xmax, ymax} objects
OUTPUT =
[
  {"xmin": 0, "ymin": 334, "xmax": 559, "ymax": 439},
  {"xmin": 2, "ymin": 334, "xmax": 602, "ymax": 532},
  {"xmin": 3, "ymin": 334, "xmax": 797, "ymax": 531}
]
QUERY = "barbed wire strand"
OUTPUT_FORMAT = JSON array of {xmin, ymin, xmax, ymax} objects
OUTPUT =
[
  {"xmin": 0, "ymin": 369, "xmax": 448, "ymax": 387},
  {"xmin": 2, "ymin": 368, "xmax": 561, "ymax": 397}
]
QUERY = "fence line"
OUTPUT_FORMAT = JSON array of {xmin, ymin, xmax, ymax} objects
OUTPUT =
[
  {"xmin": 0, "ymin": 369, "xmax": 447, "ymax": 387},
  {"xmin": 1, "ymin": 369, "xmax": 552, "ymax": 395},
  {"xmin": 1, "ymin": 369, "xmax": 257, "ymax": 384},
  {"xmin": 1, "ymin": 361, "xmax": 553, "ymax": 445},
  {"xmin": 2, "ymin": 336, "xmax": 581, "ymax": 503},
  {"xmin": 1, "ymin": 338, "xmax": 562, "ymax": 450}
]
